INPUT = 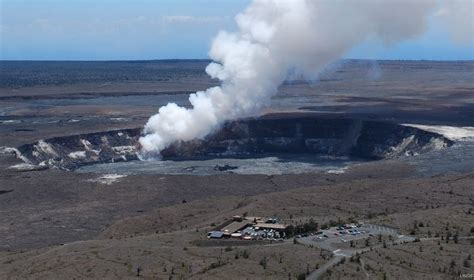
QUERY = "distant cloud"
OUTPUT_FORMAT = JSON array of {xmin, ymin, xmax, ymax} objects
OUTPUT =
[{"xmin": 161, "ymin": 15, "xmax": 225, "ymax": 24}]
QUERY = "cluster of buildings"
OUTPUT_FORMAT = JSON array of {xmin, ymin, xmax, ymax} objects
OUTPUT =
[{"xmin": 207, "ymin": 215, "xmax": 290, "ymax": 240}]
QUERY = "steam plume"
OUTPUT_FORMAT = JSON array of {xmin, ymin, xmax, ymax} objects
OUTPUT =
[{"xmin": 140, "ymin": 0, "xmax": 472, "ymax": 156}]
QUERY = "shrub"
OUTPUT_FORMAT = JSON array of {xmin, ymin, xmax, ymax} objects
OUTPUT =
[
  {"xmin": 259, "ymin": 256, "xmax": 267, "ymax": 269},
  {"xmin": 242, "ymin": 250, "xmax": 249, "ymax": 259},
  {"xmin": 464, "ymin": 258, "xmax": 471, "ymax": 268}
]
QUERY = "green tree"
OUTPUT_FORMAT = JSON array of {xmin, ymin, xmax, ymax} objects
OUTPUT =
[{"xmin": 297, "ymin": 273, "xmax": 306, "ymax": 280}]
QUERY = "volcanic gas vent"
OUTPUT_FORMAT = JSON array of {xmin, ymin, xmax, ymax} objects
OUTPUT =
[{"xmin": 16, "ymin": 115, "xmax": 453, "ymax": 170}]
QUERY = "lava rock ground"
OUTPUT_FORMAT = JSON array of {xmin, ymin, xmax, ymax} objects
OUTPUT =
[{"xmin": 0, "ymin": 60, "xmax": 473, "ymax": 279}]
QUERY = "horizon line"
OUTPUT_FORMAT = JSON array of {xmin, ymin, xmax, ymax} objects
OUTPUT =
[{"xmin": 1, "ymin": 58, "xmax": 473, "ymax": 62}]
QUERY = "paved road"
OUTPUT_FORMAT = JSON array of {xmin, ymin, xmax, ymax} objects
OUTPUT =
[
  {"xmin": 303, "ymin": 234, "xmax": 468, "ymax": 280},
  {"xmin": 306, "ymin": 255, "xmax": 343, "ymax": 280},
  {"xmin": 299, "ymin": 224, "xmax": 415, "ymax": 280}
]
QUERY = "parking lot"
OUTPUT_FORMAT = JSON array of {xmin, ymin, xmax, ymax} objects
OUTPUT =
[
  {"xmin": 298, "ymin": 223, "xmax": 416, "ymax": 279},
  {"xmin": 240, "ymin": 225, "xmax": 287, "ymax": 240},
  {"xmin": 296, "ymin": 223, "xmax": 407, "ymax": 253},
  {"xmin": 298, "ymin": 224, "xmax": 368, "ymax": 243}
]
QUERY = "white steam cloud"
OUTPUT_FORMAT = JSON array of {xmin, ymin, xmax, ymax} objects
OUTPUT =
[
  {"xmin": 434, "ymin": 0, "xmax": 474, "ymax": 45},
  {"xmin": 140, "ymin": 0, "xmax": 473, "ymax": 156}
]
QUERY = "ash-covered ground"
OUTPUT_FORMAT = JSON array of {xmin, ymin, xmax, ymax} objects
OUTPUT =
[{"xmin": 0, "ymin": 60, "xmax": 473, "ymax": 279}]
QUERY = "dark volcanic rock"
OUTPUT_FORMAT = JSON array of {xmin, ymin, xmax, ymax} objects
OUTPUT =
[
  {"xmin": 15, "ymin": 115, "xmax": 453, "ymax": 170},
  {"xmin": 0, "ymin": 190, "xmax": 14, "ymax": 195},
  {"xmin": 214, "ymin": 164, "xmax": 239, "ymax": 171}
]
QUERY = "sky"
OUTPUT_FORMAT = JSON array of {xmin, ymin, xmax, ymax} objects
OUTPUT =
[{"xmin": 0, "ymin": 0, "xmax": 473, "ymax": 61}]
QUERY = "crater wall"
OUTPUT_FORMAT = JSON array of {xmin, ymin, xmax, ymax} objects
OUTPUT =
[{"xmin": 16, "ymin": 115, "xmax": 453, "ymax": 170}]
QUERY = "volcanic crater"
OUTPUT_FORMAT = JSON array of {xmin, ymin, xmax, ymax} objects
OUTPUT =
[{"xmin": 14, "ymin": 114, "xmax": 453, "ymax": 171}]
